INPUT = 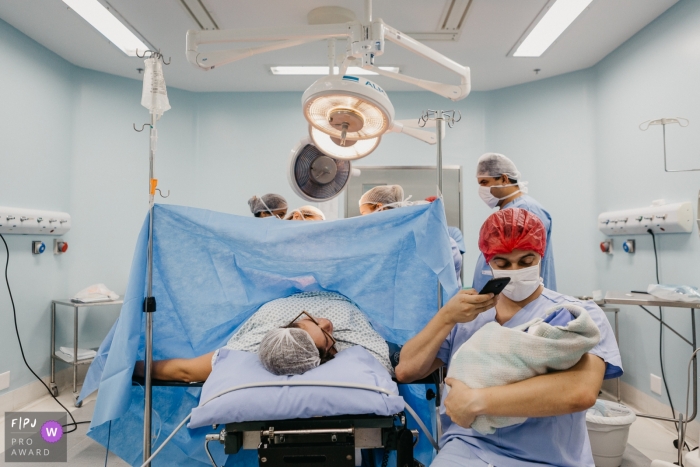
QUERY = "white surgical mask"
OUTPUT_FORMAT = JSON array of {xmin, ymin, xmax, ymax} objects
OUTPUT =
[
  {"xmin": 478, "ymin": 185, "xmax": 521, "ymax": 209},
  {"xmin": 491, "ymin": 264, "xmax": 542, "ymax": 302}
]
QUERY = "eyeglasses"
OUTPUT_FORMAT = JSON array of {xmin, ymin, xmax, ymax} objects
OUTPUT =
[{"xmin": 285, "ymin": 310, "xmax": 336, "ymax": 350}]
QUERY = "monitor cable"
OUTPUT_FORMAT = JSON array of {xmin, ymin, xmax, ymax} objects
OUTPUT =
[
  {"xmin": 0, "ymin": 232, "xmax": 88, "ymax": 435},
  {"xmin": 647, "ymin": 229, "xmax": 686, "ymax": 449}
]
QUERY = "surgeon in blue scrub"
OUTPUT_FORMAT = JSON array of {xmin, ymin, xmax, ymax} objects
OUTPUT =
[
  {"xmin": 396, "ymin": 208, "xmax": 621, "ymax": 467},
  {"xmin": 472, "ymin": 153, "xmax": 556, "ymax": 292}
]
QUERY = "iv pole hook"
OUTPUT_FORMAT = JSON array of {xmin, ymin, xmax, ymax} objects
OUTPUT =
[{"xmin": 134, "ymin": 123, "xmax": 150, "ymax": 132}]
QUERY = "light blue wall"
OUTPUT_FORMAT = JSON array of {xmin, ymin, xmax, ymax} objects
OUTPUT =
[
  {"xmin": 481, "ymin": 0, "xmax": 700, "ymax": 406},
  {"xmin": 0, "ymin": 18, "xmax": 76, "ymax": 394},
  {"xmin": 2, "ymin": 0, "xmax": 699, "ymax": 409},
  {"xmin": 485, "ymin": 69, "xmax": 599, "ymax": 296},
  {"xmin": 593, "ymin": 0, "xmax": 700, "ymax": 407},
  {"xmin": 0, "ymin": 18, "xmax": 198, "ymax": 393}
]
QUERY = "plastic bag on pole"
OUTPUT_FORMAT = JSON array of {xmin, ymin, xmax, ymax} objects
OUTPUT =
[{"xmin": 141, "ymin": 57, "xmax": 171, "ymax": 117}]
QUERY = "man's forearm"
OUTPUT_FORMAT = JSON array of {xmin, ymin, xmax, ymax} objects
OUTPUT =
[
  {"xmin": 474, "ymin": 354, "xmax": 605, "ymax": 418},
  {"xmin": 395, "ymin": 312, "xmax": 452, "ymax": 382}
]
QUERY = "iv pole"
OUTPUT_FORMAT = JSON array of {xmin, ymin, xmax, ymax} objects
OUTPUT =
[
  {"xmin": 418, "ymin": 109, "xmax": 461, "ymax": 439},
  {"xmin": 419, "ymin": 109, "xmax": 461, "ymax": 309},
  {"xmin": 133, "ymin": 50, "xmax": 171, "ymax": 467}
]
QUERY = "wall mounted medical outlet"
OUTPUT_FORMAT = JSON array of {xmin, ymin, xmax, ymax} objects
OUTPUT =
[
  {"xmin": 32, "ymin": 241, "xmax": 46, "ymax": 254},
  {"xmin": 0, "ymin": 207, "xmax": 71, "ymax": 235},
  {"xmin": 186, "ymin": 3, "xmax": 470, "ymax": 161},
  {"xmin": 639, "ymin": 117, "xmax": 700, "ymax": 173},
  {"xmin": 53, "ymin": 239, "xmax": 68, "ymax": 255},
  {"xmin": 598, "ymin": 200, "xmax": 693, "ymax": 235},
  {"xmin": 600, "ymin": 240, "xmax": 613, "ymax": 254},
  {"xmin": 622, "ymin": 239, "xmax": 635, "ymax": 254}
]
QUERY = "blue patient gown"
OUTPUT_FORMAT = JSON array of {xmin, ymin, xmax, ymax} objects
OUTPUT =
[
  {"xmin": 472, "ymin": 195, "xmax": 557, "ymax": 292},
  {"xmin": 433, "ymin": 289, "xmax": 622, "ymax": 467},
  {"xmin": 79, "ymin": 202, "xmax": 459, "ymax": 467}
]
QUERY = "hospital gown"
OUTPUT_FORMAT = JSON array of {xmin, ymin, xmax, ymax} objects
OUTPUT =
[
  {"xmin": 472, "ymin": 194, "xmax": 557, "ymax": 292},
  {"xmin": 433, "ymin": 288, "xmax": 622, "ymax": 467},
  {"xmin": 212, "ymin": 291, "xmax": 394, "ymax": 374}
]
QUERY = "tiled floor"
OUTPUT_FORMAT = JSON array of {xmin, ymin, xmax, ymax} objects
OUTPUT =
[{"xmin": 627, "ymin": 415, "xmax": 683, "ymax": 463}]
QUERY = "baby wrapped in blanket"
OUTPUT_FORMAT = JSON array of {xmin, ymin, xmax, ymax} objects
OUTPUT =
[{"xmin": 446, "ymin": 303, "xmax": 601, "ymax": 435}]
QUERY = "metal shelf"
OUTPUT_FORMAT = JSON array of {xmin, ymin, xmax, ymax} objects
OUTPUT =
[{"xmin": 51, "ymin": 299, "xmax": 123, "ymax": 407}]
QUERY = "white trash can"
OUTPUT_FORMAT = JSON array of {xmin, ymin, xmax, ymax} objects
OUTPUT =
[{"xmin": 586, "ymin": 400, "xmax": 637, "ymax": 467}]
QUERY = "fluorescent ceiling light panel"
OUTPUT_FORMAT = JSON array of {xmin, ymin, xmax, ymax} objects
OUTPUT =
[
  {"xmin": 513, "ymin": 0, "xmax": 593, "ymax": 57},
  {"xmin": 271, "ymin": 66, "xmax": 400, "ymax": 76},
  {"xmin": 63, "ymin": 0, "xmax": 148, "ymax": 56}
]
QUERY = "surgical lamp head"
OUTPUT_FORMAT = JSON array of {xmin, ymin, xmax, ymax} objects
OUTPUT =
[{"xmin": 302, "ymin": 75, "xmax": 395, "ymax": 151}]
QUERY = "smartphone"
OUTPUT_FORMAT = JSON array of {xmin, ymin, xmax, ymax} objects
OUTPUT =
[{"xmin": 478, "ymin": 277, "xmax": 511, "ymax": 296}]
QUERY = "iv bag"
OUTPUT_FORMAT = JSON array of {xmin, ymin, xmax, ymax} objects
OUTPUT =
[{"xmin": 141, "ymin": 57, "xmax": 171, "ymax": 117}]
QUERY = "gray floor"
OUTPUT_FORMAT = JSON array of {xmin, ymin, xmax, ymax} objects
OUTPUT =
[
  {"xmin": 621, "ymin": 444, "xmax": 652, "ymax": 467},
  {"xmin": 2, "ymin": 400, "xmax": 652, "ymax": 466}
]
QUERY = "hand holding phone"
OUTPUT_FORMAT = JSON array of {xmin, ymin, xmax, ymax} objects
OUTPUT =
[{"xmin": 478, "ymin": 277, "xmax": 511, "ymax": 296}]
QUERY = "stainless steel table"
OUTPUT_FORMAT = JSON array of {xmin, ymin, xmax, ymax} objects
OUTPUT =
[
  {"xmin": 604, "ymin": 291, "xmax": 697, "ymax": 465},
  {"xmin": 50, "ymin": 299, "xmax": 123, "ymax": 407}
]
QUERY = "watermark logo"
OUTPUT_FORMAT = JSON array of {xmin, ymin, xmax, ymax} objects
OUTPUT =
[{"xmin": 5, "ymin": 412, "xmax": 67, "ymax": 462}]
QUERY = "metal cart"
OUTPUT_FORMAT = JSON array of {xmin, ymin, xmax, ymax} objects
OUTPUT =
[
  {"xmin": 50, "ymin": 298, "xmax": 123, "ymax": 407},
  {"xmin": 604, "ymin": 291, "xmax": 697, "ymax": 466}
]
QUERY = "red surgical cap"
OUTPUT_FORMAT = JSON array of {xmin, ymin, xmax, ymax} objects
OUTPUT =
[{"xmin": 478, "ymin": 208, "xmax": 546, "ymax": 263}]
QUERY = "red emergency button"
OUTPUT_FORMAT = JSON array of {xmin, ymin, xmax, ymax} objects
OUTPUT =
[{"xmin": 58, "ymin": 242, "xmax": 68, "ymax": 253}]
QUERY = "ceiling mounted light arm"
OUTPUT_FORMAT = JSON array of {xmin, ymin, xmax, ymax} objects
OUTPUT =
[
  {"xmin": 389, "ymin": 121, "xmax": 437, "ymax": 145},
  {"xmin": 186, "ymin": 23, "xmax": 357, "ymax": 70},
  {"xmin": 185, "ymin": 19, "xmax": 470, "ymax": 101},
  {"xmin": 372, "ymin": 23, "xmax": 471, "ymax": 101}
]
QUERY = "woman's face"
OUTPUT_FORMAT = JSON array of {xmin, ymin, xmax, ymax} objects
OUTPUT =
[
  {"xmin": 294, "ymin": 317, "xmax": 335, "ymax": 354},
  {"xmin": 359, "ymin": 203, "xmax": 382, "ymax": 215},
  {"xmin": 290, "ymin": 211, "xmax": 324, "ymax": 221},
  {"xmin": 488, "ymin": 249, "xmax": 541, "ymax": 271}
]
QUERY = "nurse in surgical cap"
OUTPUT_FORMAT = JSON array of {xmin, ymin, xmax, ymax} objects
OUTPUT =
[
  {"xmin": 358, "ymin": 185, "xmax": 406, "ymax": 215},
  {"xmin": 284, "ymin": 205, "xmax": 325, "ymax": 221},
  {"xmin": 248, "ymin": 193, "xmax": 288, "ymax": 218},
  {"xmin": 472, "ymin": 153, "xmax": 557, "ymax": 292}
]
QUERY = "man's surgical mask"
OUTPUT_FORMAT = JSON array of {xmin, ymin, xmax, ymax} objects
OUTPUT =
[
  {"xmin": 478, "ymin": 185, "xmax": 520, "ymax": 209},
  {"xmin": 491, "ymin": 264, "xmax": 542, "ymax": 302}
]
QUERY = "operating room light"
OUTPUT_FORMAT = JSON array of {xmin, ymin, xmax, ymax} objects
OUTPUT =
[
  {"xmin": 63, "ymin": 0, "xmax": 148, "ymax": 56},
  {"xmin": 513, "ymin": 0, "xmax": 593, "ymax": 57},
  {"xmin": 271, "ymin": 66, "xmax": 400, "ymax": 76},
  {"xmin": 309, "ymin": 126, "xmax": 380, "ymax": 160}
]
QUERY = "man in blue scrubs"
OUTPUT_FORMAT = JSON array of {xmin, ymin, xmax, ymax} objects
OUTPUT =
[
  {"xmin": 472, "ymin": 153, "xmax": 557, "ymax": 292},
  {"xmin": 396, "ymin": 209, "xmax": 621, "ymax": 466}
]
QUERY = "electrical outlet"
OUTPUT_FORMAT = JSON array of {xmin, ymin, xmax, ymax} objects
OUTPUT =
[
  {"xmin": 651, "ymin": 374, "xmax": 662, "ymax": 395},
  {"xmin": 0, "ymin": 371, "xmax": 9, "ymax": 391}
]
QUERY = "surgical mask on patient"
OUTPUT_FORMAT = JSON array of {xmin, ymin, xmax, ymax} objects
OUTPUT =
[
  {"xmin": 491, "ymin": 264, "xmax": 542, "ymax": 301},
  {"xmin": 478, "ymin": 185, "xmax": 521, "ymax": 209}
]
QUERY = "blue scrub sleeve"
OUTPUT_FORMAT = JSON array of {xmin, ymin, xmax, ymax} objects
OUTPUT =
[
  {"xmin": 436, "ymin": 332, "xmax": 453, "ymax": 366},
  {"xmin": 583, "ymin": 301, "xmax": 623, "ymax": 379}
]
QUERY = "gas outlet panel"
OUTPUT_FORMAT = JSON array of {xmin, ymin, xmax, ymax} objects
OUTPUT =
[
  {"xmin": 0, "ymin": 206, "xmax": 71, "ymax": 235},
  {"xmin": 598, "ymin": 200, "xmax": 692, "ymax": 235}
]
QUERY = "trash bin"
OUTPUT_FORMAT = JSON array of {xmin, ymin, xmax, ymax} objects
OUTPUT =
[{"xmin": 586, "ymin": 400, "xmax": 637, "ymax": 467}]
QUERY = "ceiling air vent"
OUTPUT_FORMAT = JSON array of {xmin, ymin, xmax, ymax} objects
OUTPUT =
[
  {"xmin": 179, "ymin": 0, "xmax": 219, "ymax": 30},
  {"xmin": 407, "ymin": 0, "xmax": 472, "ymax": 41}
]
